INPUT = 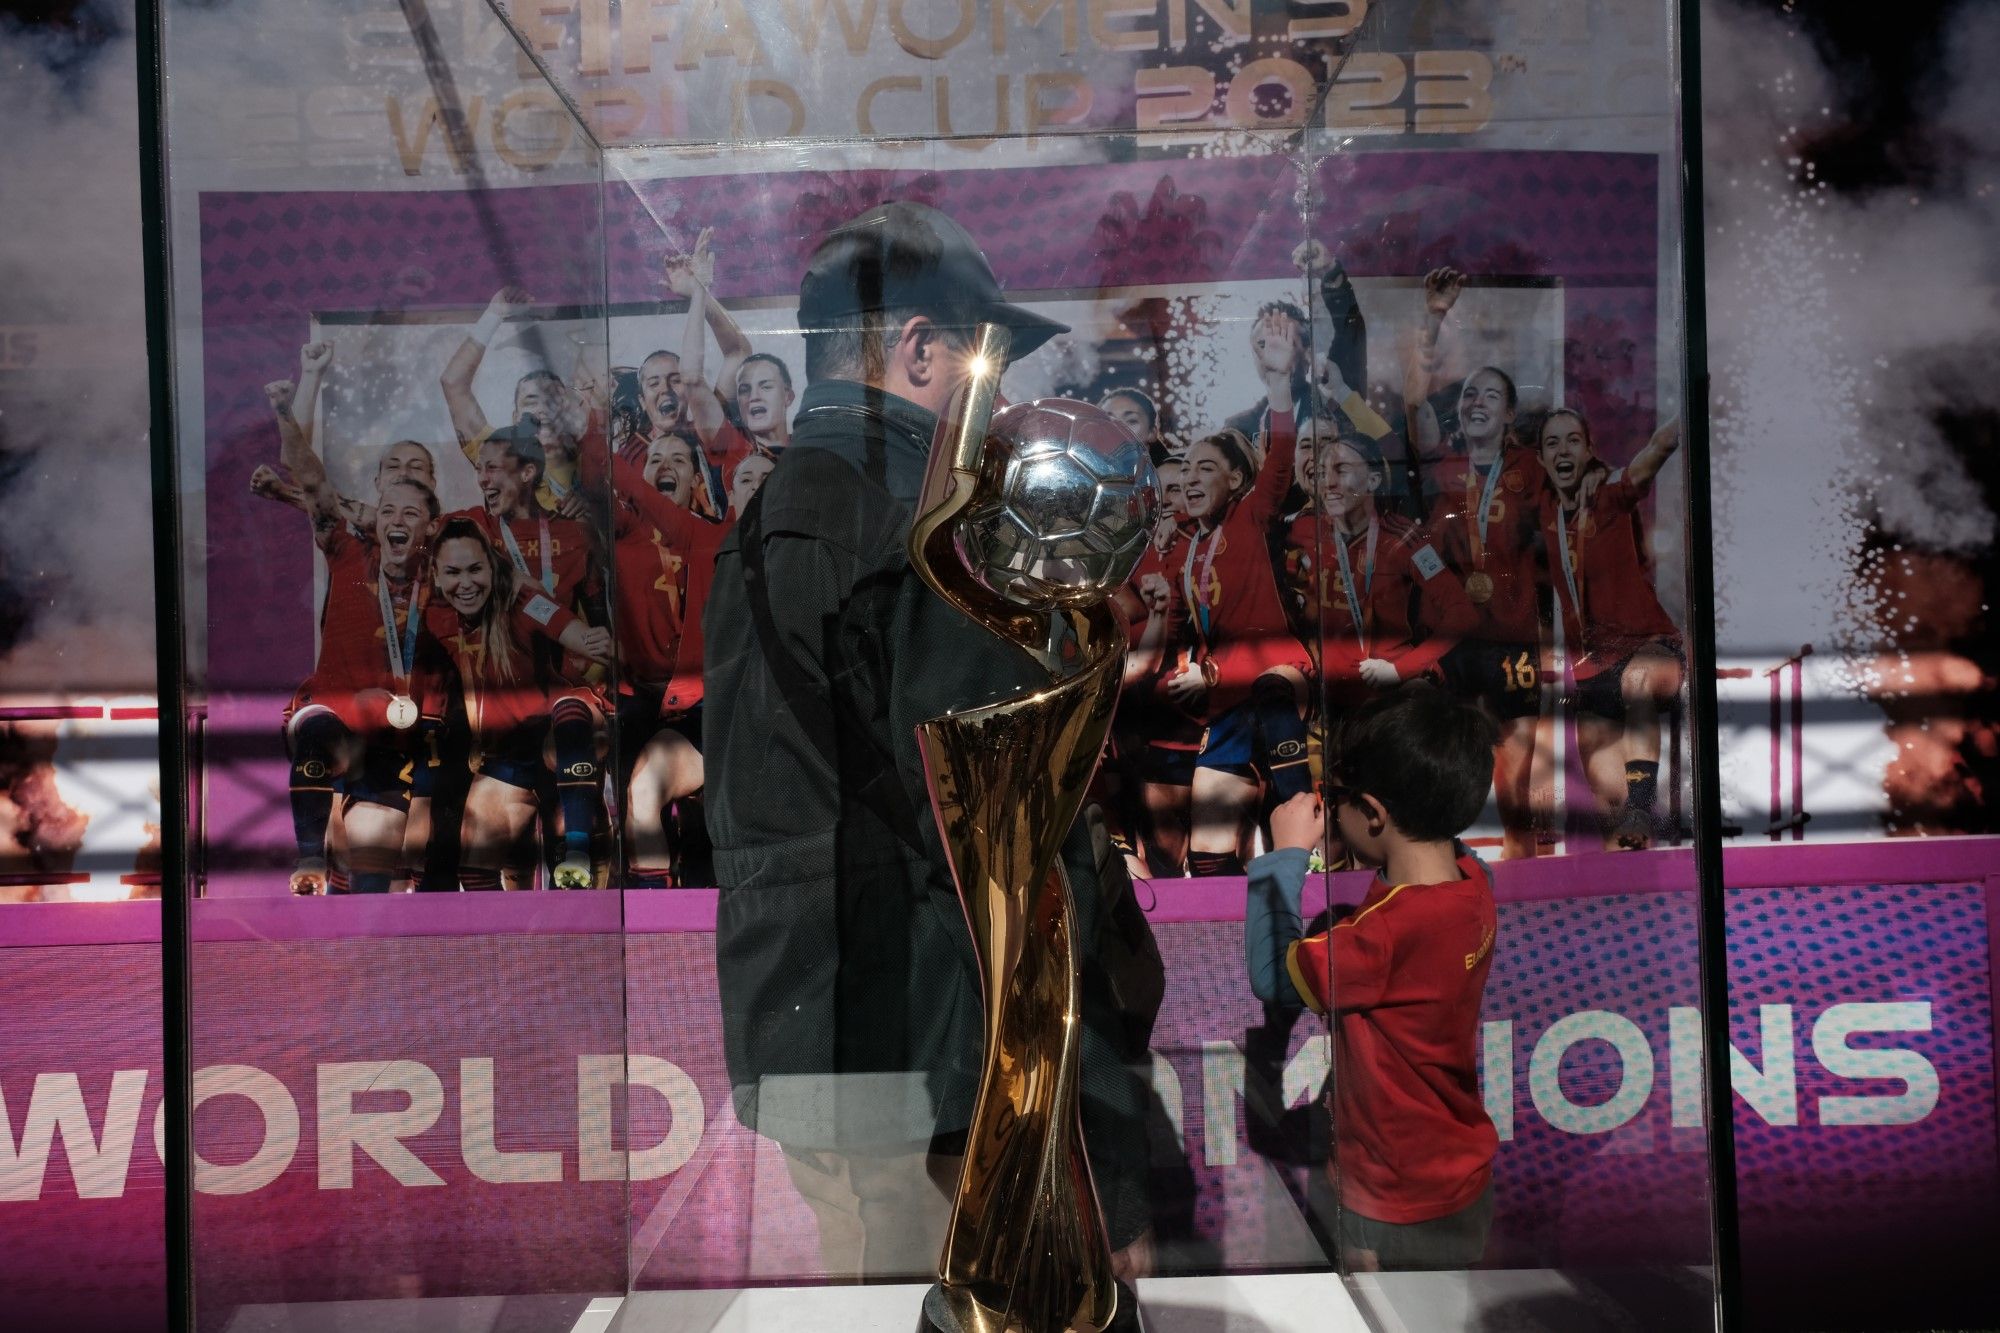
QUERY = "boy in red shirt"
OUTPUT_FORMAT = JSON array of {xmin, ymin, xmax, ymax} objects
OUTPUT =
[{"xmin": 1245, "ymin": 688, "xmax": 1500, "ymax": 1270}]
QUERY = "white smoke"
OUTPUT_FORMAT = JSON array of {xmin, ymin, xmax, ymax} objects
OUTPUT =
[
  {"xmin": 0, "ymin": 13, "xmax": 156, "ymax": 690},
  {"xmin": 1702, "ymin": 0, "xmax": 2000, "ymax": 838},
  {"xmin": 1704, "ymin": 0, "xmax": 1999, "ymax": 656}
]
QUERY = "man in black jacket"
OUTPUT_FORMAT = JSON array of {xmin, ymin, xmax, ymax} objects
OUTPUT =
[{"xmin": 702, "ymin": 201, "xmax": 1156, "ymax": 1282}]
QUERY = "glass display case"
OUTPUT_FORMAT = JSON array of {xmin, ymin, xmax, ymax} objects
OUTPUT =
[{"xmin": 143, "ymin": 1, "xmax": 1728, "ymax": 1328}]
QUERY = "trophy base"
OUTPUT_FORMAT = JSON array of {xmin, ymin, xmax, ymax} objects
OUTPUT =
[{"xmin": 917, "ymin": 1281, "xmax": 1146, "ymax": 1333}]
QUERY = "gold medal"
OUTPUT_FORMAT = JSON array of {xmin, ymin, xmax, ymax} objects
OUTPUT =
[
  {"xmin": 386, "ymin": 694, "xmax": 419, "ymax": 730},
  {"xmin": 1465, "ymin": 571, "xmax": 1494, "ymax": 604}
]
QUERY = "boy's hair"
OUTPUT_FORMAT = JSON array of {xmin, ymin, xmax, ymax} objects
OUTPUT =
[{"xmin": 1330, "ymin": 687, "xmax": 1498, "ymax": 842}]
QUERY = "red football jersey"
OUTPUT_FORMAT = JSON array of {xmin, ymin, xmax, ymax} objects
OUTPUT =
[
  {"xmin": 1283, "ymin": 508, "xmax": 1478, "ymax": 700},
  {"xmin": 1540, "ymin": 475, "xmax": 1682, "ymax": 680},
  {"xmin": 301, "ymin": 527, "xmax": 423, "ymax": 705},
  {"xmin": 1122, "ymin": 531, "xmax": 1205, "ymax": 748},
  {"xmin": 702, "ymin": 420, "xmax": 767, "ymax": 504},
  {"xmin": 418, "ymin": 594, "xmax": 579, "ymax": 745},
  {"xmin": 448, "ymin": 507, "xmax": 595, "ymax": 612},
  {"xmin": 1181, "ymin": 411, "xmax": 1312, "ymax": 714},
  {"xmin": 1423, "ymin": 448, "xmax": 1546, "ymax": 645},
  {"xmin": 608, "ymin": 451, "xmax": 730, "ymax": 716},
  {"xmin": 1289, "ymin": 854, "xmax": 1499, "ymax": 1224}
]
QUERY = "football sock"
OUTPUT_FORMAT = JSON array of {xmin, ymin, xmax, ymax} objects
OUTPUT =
[
  {"xmin": 288, "ymin": 712, "xmax": 344, "ymax": 861},
  {"xmin": 1251, "ymin": 675, "xmax": 1313, "ymax": 801},
  {"xmin": 1187, "ymin": 850, "xmax": 1245, "ymax": 878},
  {"xmin": 627, "ymin": 865, "xmax": 674, "ymax": 890},
  {"xmin": 461, "ymin": 866, "xmax": 503, "ymax": 892},
  {"xmin": 551, "ymin": 697, "xmax": 601, "ymax": 863},
  {"xmin": 1625, "ymin": 760, "xmax": 1660, "ymax": 812},
  {"xmin": 349, "ymin": 870, "xmax": 391, "ymax": 894},
  {"xmin": 326, "ymin": 865, "xmax": 351, "ymax": 894}
]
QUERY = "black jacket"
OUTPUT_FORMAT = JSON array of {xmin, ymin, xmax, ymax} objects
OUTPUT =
[{"xmin": 701, "ymin": 379, "xmax": 1151, "ymax": 1239}]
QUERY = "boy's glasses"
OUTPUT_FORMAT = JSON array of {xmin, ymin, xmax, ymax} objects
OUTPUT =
[{"xmin": 1323, "ymin": 783, "xmax": 1361, "ymax": 809}]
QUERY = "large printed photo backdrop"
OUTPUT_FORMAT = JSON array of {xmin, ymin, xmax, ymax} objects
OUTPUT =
[{"xmin": 196, "ymin": 148, "xmax": 1674, "ymax": 895}]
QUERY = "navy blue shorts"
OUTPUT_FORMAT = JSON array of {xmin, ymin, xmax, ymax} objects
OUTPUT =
[
  {"xmin": 1196, "ymin": 702, "xmax": 1257, "ymax": 779},
  {"xmin": 660, "ymin": 703, "xmax": 703, "ymax": 753},
  {"xmin": 1568, "ymin": 640, "xmax": 1683, "ymax": 721},
  {"xmin": 1441, "ymin": 641, "xmax": 1543, "ymax": 721},
  {"xmin": 1142, "ymin": 743, "xmax": 1198, "ymax": 788},
  {"xmin": 337, "ymin": 744, "xmax": 412, "ymax": 812}
]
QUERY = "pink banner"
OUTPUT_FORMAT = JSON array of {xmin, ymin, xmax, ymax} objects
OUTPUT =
[{"xmin": 4, "ymin": 851, "xmax": 1995, "ymax": 1330}]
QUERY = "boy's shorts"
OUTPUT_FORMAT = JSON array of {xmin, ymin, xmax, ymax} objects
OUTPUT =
[{"xmin": 1340, "ymin": 1183, "xmax": 1493, "ymax": 1272}]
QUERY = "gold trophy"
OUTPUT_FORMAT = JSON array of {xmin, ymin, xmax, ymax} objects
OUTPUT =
[{"xmin": 907, "ymin": 324, "xmax": 1160, "ymax": 1333}]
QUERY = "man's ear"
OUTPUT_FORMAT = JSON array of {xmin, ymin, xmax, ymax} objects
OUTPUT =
[{"xmin": 895, "ymin": 315, "xmax": 937, "ymax": 388}]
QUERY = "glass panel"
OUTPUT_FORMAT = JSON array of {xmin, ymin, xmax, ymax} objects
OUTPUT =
[
  {"xmin": 1306, "ymin": 3, "xmax": 1722, "ymax": 1329},
  {"xmin": 598, "ymin": 133, "xmax": 1358, "ymax": 1329},
  {"xmin": 159, "ymin": 1, "xmax": 623, "ymax": 1327}
]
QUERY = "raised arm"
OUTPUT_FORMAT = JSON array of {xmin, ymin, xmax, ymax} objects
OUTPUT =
[
  {"xmin": 666, "ymin": 232, "xmax": 735, "ymax": 450},
  {"xmin": 1313, "ymin": 353, "xmax": 1394, "ymax": 442},
  {"xmin": 1624, "ymin": 418, "xmax": 1682, "ymax": 490},
  {"xmin": 266, "ymin": 379, "xmax": 340, "ymax": 551},
  {"xmin": 1404, "ymin": 267, "xmax": 1462, "ymax": 461},
  {"xmin": 691, "ymin": 229, "xmax": 753, "ymax": 397},
  {"xmin": 249, "ymin": 463, "xmax": 373, "ymax": 532},
  {"xmin": 1241, "ymin": 344, "xmax": 1299, "ymax": 526},
  {"xmin": 295, "ymin": 341, "xmax": 333, "ymax": 453},
  {"xmin": 443, "ymin": 287, "xmax": 531, "ymax": 451}
]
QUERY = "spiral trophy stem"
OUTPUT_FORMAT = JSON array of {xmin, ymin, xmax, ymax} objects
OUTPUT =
[{"xmin": 908, "ymin": 325, "xmax": 1132, "ymax": 1333}]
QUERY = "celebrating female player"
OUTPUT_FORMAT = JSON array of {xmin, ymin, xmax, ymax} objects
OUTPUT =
[
  {"xmin": 421, "ymin": 518, "xmax": 613, "ymax": 888},
  {"xmin": 1287, "ymin": 422, "xmax": 1478, "ymax": 709},
  {"xmin": 1537, "ymin": 411, "xmax": 1686, "ymax": 849},
  {"xmin": 1165, "ymin": 320, "xmax": 1315, "ymax": 876},
  {"xmin": 1406, "ymin": 267, "xmax": 1554, "ymax": 858},
  {"xmin": 268, "ymin": 378, "xmax": 436, "ymax": 896}
]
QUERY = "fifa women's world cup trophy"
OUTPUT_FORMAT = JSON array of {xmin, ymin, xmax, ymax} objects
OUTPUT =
[{"xmin": 907, "ymin": 323, "xmax": 1160, "ymax": 1333}]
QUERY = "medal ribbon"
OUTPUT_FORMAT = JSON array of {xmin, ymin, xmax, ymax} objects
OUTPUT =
[
  {"xmin": 1554, "ymin": 501, "xmax": 1585, "ymax": 631},
  {"xmin": 376, "ymin": 570, "xmax": 423, "ymax": 687},
  {"xmin": 500, "ymin": 515, "xmax": 556, "ymax": 593},
  {"xmin": 1465, "ymin": 455, "xmax": 1505, "ymax": 572},
  {"xmin": 1182, "ymin": 523, "xmax": 1224, "ymax": 643},
  {"xmin": 1331, "ymin": 513, "xmax": 1379, "ymax": 654}
]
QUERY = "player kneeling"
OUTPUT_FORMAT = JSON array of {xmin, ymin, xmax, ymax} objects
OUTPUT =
[{"xmin": 423, "ymin": 519, "xmax": 613, "ymax": 889}]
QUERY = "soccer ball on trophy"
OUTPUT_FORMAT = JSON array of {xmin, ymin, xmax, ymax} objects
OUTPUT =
[{"xmin": 952, "ymin": 398, "xmax": 1160, "ymax": 611}]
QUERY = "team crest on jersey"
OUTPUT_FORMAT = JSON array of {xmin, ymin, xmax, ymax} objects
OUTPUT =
[
  {"xmin": 1412, "ymin": 544, "xmax": 1446, "ymax": 581},
  {"xmin": 1503, "ymin": 469, "xmax": 1524, "ymax": 493}
]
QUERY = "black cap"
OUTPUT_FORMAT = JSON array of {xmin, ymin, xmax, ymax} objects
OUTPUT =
[{"xmin": 797, "ymin": 201, "xmax": 1068, "ymax": 362}]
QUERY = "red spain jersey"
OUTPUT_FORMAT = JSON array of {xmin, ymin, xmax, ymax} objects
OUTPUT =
[
  {"xmin": 300, "ymin": 527, "xmax": 422, "ymax": 706},
  {"xmin": 448, "ymin": 507, "xmax": 595, "ymax": 612},
  {"xmin": 1288, "ymin": 854, "xmax": 1499, "ymax": 1224},
  {"xmin": 606, "ymin": 451, "xmax": 729, "ymax": 716},
  {"xmin": 1424, "ymin": 448, "xmax": 1546, "ymax": 645},
  {"xmin": 1539, "ymin": 475, "xmax": 1682, "ymax": 680},
  {"xmin": 702, "ymin": 420, "xmax": 768, "ymax": 505},
  {"xmin": 1283, "ymin": 508, "xmax": 1478, "ymax": 701},
  {"xmin": 418, "ymin": 593, "xmax": 579, "ymax": 746},
  {"xmin": 1181, "ymin": 411, "xmax": 1312, "ymax": 715},
  {"xmin": 1123, "ymin": 531, "xmax": 1204, "ymax": 749}
]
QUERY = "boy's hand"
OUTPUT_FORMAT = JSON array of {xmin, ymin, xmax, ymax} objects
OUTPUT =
[{"xmin": 1269, "ymin": 791, "xmax": 1323, "ymax": 854}]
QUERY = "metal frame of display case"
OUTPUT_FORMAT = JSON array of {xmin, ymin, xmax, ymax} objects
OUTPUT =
[
  {"xmin": 130, "ymin": 0, "xmax": 1738, "ymax": 1328},
  {"xmin": 133, "ymin": 0, "xmax": 193, "ymax": 1327}
]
